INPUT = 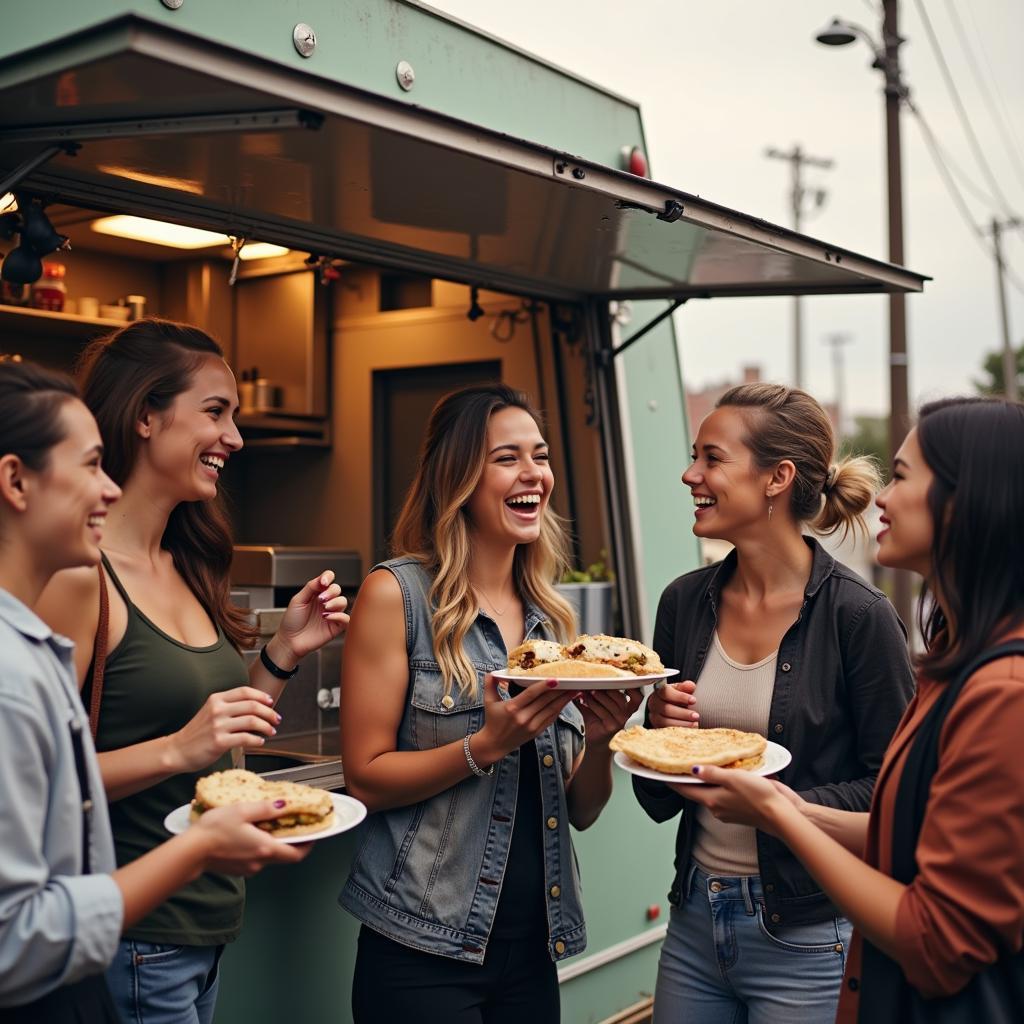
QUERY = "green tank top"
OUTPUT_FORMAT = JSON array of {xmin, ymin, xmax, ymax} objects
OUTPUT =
[{"xmin": 90, "ymin": 554, "xmax": 248, "ymax": 945}]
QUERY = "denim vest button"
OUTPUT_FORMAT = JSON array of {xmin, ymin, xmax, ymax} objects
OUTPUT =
[
  {"xmin": 546, "ymin": 816, "xmax": 558, "ymax": 830},
  {"xmin": 834, "ymin": 943, "xmax": 843, "ymax": 954},
  {"xmin": 542, "ymin": 754, "xmax": 554, "ymax": 768},
  {"xmin": 771, "ymin": 912, "xmax": 781, "ymax": 923},
  {"xmin": 440, "ymin": 694, "xmax": 454, "ymax": 709},
  {"xmin": 773, "ymin": 723, "xmax": 784, "ymax": 734},
  {"xmin": 781, "ymin": 662, "xmax": 792, "ymax": 672},
  {"xmin": 554, "ymin": 941, "xmax": 566, "ymax": 955},
  {"xmin": 549, "ymin": 885, "xmax": 561, "ymax": 898},
  {"xmin": 709, "ymin": 880, "xmax": 723, "ymax": 893}
]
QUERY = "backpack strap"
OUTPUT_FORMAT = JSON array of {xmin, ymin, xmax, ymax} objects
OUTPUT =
[
  {"xmin": 891, "ymin": 639, "xmax": 1024, "ymax": 884},
  {"xmin": 87, "ymin": 560, "xmax": 109, "ymax": 741}
]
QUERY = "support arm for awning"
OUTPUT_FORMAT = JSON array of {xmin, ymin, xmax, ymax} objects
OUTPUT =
[
  {"xmin": 607, "ymin": 299, "xmax": 686, "ymax": 364},
  {"xmin": 0, "ymin": 144, "xmax": 76, "ymax": 196}
]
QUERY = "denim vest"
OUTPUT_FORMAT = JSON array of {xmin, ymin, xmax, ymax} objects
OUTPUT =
[{"xmin": 340, "ymin": 557, "xmax": 587, "ymax": 964}]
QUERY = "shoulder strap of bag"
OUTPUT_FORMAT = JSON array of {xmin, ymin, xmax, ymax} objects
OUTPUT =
[
  {"xmin": 891, "ymin": 639, "xmax": 1024, "ymax": 884},
  {"xmin": 87, "ymin": 561, "xmax": 109, "ymax": 741}
]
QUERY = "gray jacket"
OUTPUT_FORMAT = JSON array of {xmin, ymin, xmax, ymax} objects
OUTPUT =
[
  {"xmin": 340, "ymin": 558, "xmax": 586, "ymax": 963},
  {"xmin": 0, "ymin": 588, "xmax": 122, "ymax": 1007}
]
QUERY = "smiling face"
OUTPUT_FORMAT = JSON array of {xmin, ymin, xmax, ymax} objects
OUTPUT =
[
  {"xmin": 875, "ymin": 428, "xmax": 935, "ymax": 577},
  {"xmin": 464, "ymin": 406, "xmax": 553, "ymax": 547},
  {"xmin": 140, "ymin": 354, "xmax": 243, "ymax": 502},
  {"xmin": 23, "ymin": 399, "xmax": 121, "ymax": 571},
  {"xmin": 681, "ymin": 406, "xmax": 774, "ymax": 541}
]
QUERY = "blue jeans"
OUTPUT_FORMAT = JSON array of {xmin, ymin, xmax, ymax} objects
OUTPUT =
[
  {"xmin": 653, "ymin": 866, "xmax": 851, "ymax": 1024},
  {"xmin": 106, "ymin": 940, "xmax": 222, "ymax": 1024}
]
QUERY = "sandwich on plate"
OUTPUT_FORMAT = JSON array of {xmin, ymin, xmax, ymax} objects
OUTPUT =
[
  {"xmin": 190, "ymin": 768, "xmax": 335, "ymax": 838},
  {"xmin": 610, "ymin": 725, "xmax": 767, "ymax": 773},
  {"xmin": 563, "ymin": 634, "xmax": 665, "ymax": 676},
  {"xmin": 507, "ymin": 638, "xmax": 568, "ymax": 672}
]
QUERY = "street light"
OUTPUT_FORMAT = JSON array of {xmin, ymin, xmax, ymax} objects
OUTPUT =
[{"xmin": 815, "ymin": 1, "xmax": 913, "ymax": 628}]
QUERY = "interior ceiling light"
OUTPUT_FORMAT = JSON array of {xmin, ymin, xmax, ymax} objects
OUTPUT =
[
  {"xmin": 0, "ymin": 193, "xmax": 17, "ymax": 212},
  {"xmin": 90, "ymin": 215, "xmax": 291, "ymax": 260},
  {"xmin": 91, "ymin": 215, "xmax": 228, "ymax": 249},
  {"xmin": 237, "ymin": 242, "xmax": 290, "ymax": 261}
]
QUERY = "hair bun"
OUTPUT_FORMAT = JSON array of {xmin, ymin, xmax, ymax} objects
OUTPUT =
[{"xmin": 823, "ymin": 465, "xmax": 838, "ymax": 495}]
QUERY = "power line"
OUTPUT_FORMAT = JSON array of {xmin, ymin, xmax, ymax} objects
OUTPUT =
[
  {"xmin": 905, "ymin": 97, "xmax": 1024, "ymax": 300},
  {"xmin": 959, "ymin": 0, "xmax": 1024, "ymax": 193},
  {"xmin": 911, "ymin": 0, "xmax": 1018, "ymax": 218}
]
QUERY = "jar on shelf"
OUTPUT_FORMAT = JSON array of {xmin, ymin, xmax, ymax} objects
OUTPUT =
[{"xmin": 30, "ymin": 262, "xmax": 67, "ymax": 312}]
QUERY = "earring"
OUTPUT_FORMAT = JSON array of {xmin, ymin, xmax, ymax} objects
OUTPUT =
[{"xmin": 767, "ymin": 501, "xmax": 774, "ymax": 522}]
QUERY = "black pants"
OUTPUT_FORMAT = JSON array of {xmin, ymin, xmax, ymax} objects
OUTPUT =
[
  {"xmin": 352, "ymin": 925, "xmax": 560, "ymax": 1024},
  {"xmin": 0, "ymin": 973, "xmax": 120, "ymax": 1024}
]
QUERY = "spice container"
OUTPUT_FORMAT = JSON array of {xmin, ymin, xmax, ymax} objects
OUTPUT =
[{"xmin": 30, "ymin": 261, "xmax": 66, "ymax": 312}]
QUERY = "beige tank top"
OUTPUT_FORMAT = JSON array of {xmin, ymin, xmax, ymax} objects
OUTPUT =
[{"xmin": 691, "ymin": 632, "xmax": 776, "ymax": 876}]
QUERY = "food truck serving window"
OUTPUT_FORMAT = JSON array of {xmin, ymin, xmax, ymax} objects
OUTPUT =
[{"xmin": 0, "ymin": 16, "xmax": 927, "ymax": 303}]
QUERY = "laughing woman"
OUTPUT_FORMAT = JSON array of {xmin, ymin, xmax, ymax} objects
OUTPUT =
[
  {"xmin": 0, "ymin": 361, "xmax": 304, "ymax": 1023},
  {"xmin": 636, "ymin": 383, "xmax": 915, "ymax": 1024},
  {"xmin": 682, "ymin": 397, "xmax": 1024, "ymax": 1023},
  {"xmin": 340, "ymin": 384, "xmax": 635, "ymax": 1024},
  {"xmin": 35, "ymin": 320, "xmax": 349, "ymax": 1024}
]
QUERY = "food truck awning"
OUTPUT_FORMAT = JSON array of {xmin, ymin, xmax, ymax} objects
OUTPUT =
[{"xmin": 0, "ymin": 16, "xmax": 928, "ymax": 302}]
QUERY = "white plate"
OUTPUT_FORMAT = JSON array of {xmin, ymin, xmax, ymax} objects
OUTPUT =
[
  {"xmin": 613, "ymin": 740, "xmax": 792, "ymax": 784},
  {"xmin": 163, "ymin": 792, "xmax": 367, "ymax": 844},
  {"xmin": 490, "ymin": 667, "xmax": 677, "ymax": 691}
]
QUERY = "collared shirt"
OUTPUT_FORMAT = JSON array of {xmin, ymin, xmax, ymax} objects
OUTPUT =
[
  {"xmin": 634, "ymin": 537, "xmax": 916, "ymax": 926},
  {"xmin": 0, "ymin": 588, "xmax": 123, "ymax": 1007}
]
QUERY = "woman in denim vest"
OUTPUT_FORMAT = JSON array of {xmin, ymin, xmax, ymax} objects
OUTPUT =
[{"xmin": 341, "ymin": 384, "xmax": 634, "ymax": 1023}]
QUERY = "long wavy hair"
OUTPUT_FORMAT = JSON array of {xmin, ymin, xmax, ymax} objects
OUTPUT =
[
  {"xmin": 390, "ymin": 384, "xmax": 576, "ymax": 697},
  {"xmin": 717, "ymin": 382, "xmax": 881, "ymax": 540},
  {"xmin": 76, "ymin": 319, "xmax": 254, "ymax": 650},
  {"xmin": 915, "ymin": 397, "xmax": 1024, "ymax": 683}
]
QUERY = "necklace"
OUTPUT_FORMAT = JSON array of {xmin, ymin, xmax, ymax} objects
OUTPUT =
[{"xmin": 473, "ymin": 584, "xmax": 514, "ymax": 617}]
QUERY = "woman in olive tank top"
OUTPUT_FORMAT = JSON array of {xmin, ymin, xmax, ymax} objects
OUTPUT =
[{"xmin": 36, "ymin": 321, "xmax": 350, "ymax": 1024}]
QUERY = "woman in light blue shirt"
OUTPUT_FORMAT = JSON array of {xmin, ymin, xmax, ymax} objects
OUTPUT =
[{"xmin": 0, "ymin": 360, "xmax": 306, "ymax": 1022}]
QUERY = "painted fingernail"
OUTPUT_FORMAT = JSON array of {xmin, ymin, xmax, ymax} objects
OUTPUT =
[
  {"xmin": 692, "ymin": 766, "xmax": 701, "ymax": 775},
  {"xmin": 546, "ymin": 679, "xmax": 558, "ymax": 688},
  {"xmin": 319, "ymin": 591, "xmax": 330, "ymax": 603},
  {"xmin": 322, "ymin": 611, "xmax": 332, "ymax": 619},
  {"xmin": 274, "ymin": 799, "xmax": 286, "ymax": 808},
  {"xmin": 275, "ymin": 712, "xmax": 282, "ymax": 723},
  {"xmin": 270, "ymin": 727, "xmax": 277, "ymax": 735}
]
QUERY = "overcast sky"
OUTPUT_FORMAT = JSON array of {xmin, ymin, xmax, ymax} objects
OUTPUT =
[{"xmin": 439, "ymin": 0, "xmax": 1024, "ymax": 420}]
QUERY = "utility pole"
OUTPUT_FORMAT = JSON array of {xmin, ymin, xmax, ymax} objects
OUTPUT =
[
  {"xmin": 989, "ymin": 216, "xmax": 1021, "ymax": 401},
  {"xmin": 881, "ymin": 0, "xmax": 913, "ymax": 628},
  {"xmin": 824, "ymin": 332, "xmax": 853, "ymax": 438},
  {"xmin": 765, "ymin": 144, "xmax": 834, "ymax": 389}
]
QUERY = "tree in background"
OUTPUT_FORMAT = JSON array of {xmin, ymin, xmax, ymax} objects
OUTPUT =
[
  {"xmin": 974, "ymin": 345, "xmax": 1024, "ymax": 396},
  {"xmin": 840, "ymin": 414, "xmax": 888, "ymax": 475}
]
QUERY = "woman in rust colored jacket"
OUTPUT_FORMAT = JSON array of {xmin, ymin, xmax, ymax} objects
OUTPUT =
[{"xmin": 677, "ymin": 397, "xmax": 1024, "ymax": 1023}]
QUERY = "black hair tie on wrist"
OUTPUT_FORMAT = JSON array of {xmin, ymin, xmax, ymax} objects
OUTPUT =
[{"xmin": 260, "ymin": 645, "xmax": 300, "ymax": 680}]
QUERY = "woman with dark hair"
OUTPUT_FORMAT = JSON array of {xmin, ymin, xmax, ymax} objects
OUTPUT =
[
  {"xmin": 35, "ymin": 320, "xmax": 349, "ymax": 1024},
  {"xmin": 636, "ymin": 383, "xmax": 915, "ymax": 1024},
  {"xmin": 0, "ymin": 359, "xmax": 305, "ymax": 1022},
  {"xmin": 684, "ymin": 397, "xmax": 1024, "ymax": 1022},
  {"xmin": 340, "ymin": 383, "xmax": 635, "ymax": 1023}
]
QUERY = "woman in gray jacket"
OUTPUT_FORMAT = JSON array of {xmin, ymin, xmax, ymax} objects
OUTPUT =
[{"xmin": 0, "ymin": 360, "xmax": 304, "ymax": 1022}]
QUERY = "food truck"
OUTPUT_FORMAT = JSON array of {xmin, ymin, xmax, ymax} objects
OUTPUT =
[{"xmin": 0, "ymin": 3, "xmax": 927, "ymax": 1020}]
